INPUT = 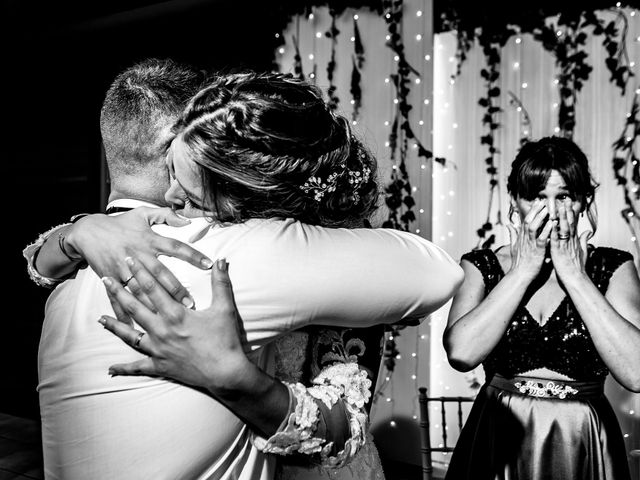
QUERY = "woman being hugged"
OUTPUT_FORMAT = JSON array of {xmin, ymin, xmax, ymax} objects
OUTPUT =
[
  {"xmin": 27, "ymin": 70, "xmax": 462, "ymax": 480},
  {"xmin": 443, "ymin": 136, "xmax": 640, "ymax": 480}
]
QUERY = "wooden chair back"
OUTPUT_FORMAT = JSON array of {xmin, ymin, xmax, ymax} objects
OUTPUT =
[{"xmin": 418, "ymin": 386, "xmax": 474, "ymax": 480}]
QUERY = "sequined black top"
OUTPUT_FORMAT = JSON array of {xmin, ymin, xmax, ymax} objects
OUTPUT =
[{"xmin": 462, "ymin": 246, "xmax": 633, "ymax": 381}]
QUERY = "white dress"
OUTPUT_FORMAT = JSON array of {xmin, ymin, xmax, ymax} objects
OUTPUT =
[{"xmin": 273, "ymin": 330, "xmax": 386, "ymax": 480}]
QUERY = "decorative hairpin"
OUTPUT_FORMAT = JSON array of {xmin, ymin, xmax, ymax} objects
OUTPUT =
[
  {"xmin": 348, "ymin": 166, "xmax": 371, "ymax": 186},
  {"xmin": 301, "ymin": 172, "xmax": 339, "ymax": 201},
  {"xmin": 300, "ymin": 165, "xmax": 371, "ymax": 203}
]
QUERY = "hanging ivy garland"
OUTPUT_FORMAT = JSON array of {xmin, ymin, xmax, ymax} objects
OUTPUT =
[
  {"xmin": 268, "ymin": 1, "xmax": 639, "ymax": 381},
  {"xmin": 474, "ymin": 31, "xmax": 513, "ymax": 249},
  {"xmin": 533, "ymin": 11, "xmax": 599, "ymax": 138},
  {"xmin": 381, "ymin": 0, "xmax": 447, "ymax": 233},
  {"xmin": 350, "ymin": 18, "xmax": 365, "ymax": 121},
  {"xmin": 326, "ymin": 8, "xmax": 341, "ymax": 111},
  {"xmin": 612, "ymin": 91, "xmax": 640, "ymax": 258},
  {"xmin": 507, "ymin": 90, "xmax": 533, "ymax": 146},
  {"xmin": 439, "ymin": 1, "xmax": 637, "ymax": 250}
]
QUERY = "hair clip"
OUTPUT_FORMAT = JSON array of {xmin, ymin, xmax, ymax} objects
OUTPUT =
[
  {"xmin": 301, "ymin": 173, "xmax": 339, "ymax": 201},
  {"xmin": 300, "ymin": 165, "xmax": 371, "ymax": 203}
]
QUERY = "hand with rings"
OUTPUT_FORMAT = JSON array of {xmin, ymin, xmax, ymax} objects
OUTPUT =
[
  {"xmin": 63, "ymin": 208, "xmax": 214, "ymax": 310},
  {"xmin": 505, "ymin": 198, "xmax": 554, "ymax": 282},
  {"xmin": 549, "ymin": 197, "xmax": 591, "ymax": 282},
  {"xmin": 98, "ymin": 256, "xmax": 256, "ymax": 393},
  {"xmin": 133, "ymin": 331, "xmax": 145, "ymax": 349}
]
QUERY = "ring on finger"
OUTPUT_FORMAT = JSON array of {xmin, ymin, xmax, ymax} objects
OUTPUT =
[
  {"xmin": 558, "ymin": 233, "xmax": 570, "ymax": 240},
  {"xmin": 133, "ymin": 331, "xmax": 145, "ymax": 349},
  {"xmin": 122, "ymin": 274, "xmax": 134, "ymax": 287}
]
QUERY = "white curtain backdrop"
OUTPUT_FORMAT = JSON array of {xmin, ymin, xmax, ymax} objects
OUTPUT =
[
  {"xmin": 278, "ymin": 3, "xmax": 639, "ymax": 471},
  {"xmin": 277, "ymin": 1, "xmax": 435, "ymax": 465},
  {"xmin": 431, "ymin": 9, "xmax": 640, "ymax": 472}
]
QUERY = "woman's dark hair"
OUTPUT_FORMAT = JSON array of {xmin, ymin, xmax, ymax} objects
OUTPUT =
[
  {"xmin": 172, "ymin": 71, "xmax": 379, "ymax": 227},
  {"xmin": 507, "ymin": 136, "xmax": 599, "ymax": 230}
]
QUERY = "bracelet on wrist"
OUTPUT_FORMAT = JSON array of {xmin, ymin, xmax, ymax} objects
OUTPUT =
[
  {"xmin": 58, "ymin": 232, "xmax": 84, "ymax": 262},
  {"xmin": 70, "ymin": 213, "xmax": 91, "ymax": 223}
]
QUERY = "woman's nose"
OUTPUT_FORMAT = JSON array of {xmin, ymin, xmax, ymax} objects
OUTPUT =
[{"xmin": 165, "ymin": 181, "xmax": 186, "ymax": 208}]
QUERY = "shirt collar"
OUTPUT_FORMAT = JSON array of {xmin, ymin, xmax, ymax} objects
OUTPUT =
[{"xmin": 105, "ymin": 199, "xmax": 161, "ymax": 212}]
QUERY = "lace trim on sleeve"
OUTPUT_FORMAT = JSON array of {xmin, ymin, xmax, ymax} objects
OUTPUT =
[
  {"xmin": 253, "ymin": 362, "xmax": 371, "ymax": 468},
  {"xmin": 22, "ymin": 223, "xmax": 71, "ymax": 288}
]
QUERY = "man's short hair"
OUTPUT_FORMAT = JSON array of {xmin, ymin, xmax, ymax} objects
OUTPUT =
[{"xmin": 100, "ymin": 58, "xmax": 206, "ymax": 174}]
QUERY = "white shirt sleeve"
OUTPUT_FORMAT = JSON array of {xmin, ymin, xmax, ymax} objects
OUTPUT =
[{"xmin": 155, "ymin": 218, "xmax": 464, "ymax": 346}]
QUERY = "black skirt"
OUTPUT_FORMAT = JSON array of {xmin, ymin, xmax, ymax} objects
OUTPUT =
[{"xmin": 445, "ymin": 374, "xmax": 631, "ymax": 480}]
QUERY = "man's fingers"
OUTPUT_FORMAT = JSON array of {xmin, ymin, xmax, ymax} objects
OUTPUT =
[
  {"xmin": 108, "ymin": 358, "xmax": 158, "ymax": 377},
  {"xmin": 125, "ymin": 257, "xmax": 188, "ymax": 324},
  {"xmin": 102, "ymin": 276, "xmax": 157, "ymax": 332},
  {"xmin": 135, "ymin": 254, "xmax": 194, "ymax": 309}
]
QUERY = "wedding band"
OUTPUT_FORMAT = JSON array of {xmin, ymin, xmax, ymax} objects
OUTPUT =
[
  {"xmin": 122, "ymin": 274, "xmax": 134, "ymax": 287},
  {"xmin": 558, "ymin": 234, "xmax": 570, "ymax": 240},
  {"xmin": 133, "ymin": 331, "xmax": 145, "ymax": 349}
]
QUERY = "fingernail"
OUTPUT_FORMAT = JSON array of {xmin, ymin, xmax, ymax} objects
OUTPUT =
[
  {"xmin": 98, "ymin": 317, "xmax": 106, "ymax": 326},
  {"xmin": 102, "ymin": 277, "xmax": 113, "ymax": 287},
  {"xmin": 125, "ymin": 257, "xmax": 134, "ymax": 267},
  {"xmin": 217, "ymin": 258, "xmax": 228, "ymax": 272},
  {"xmin": 181, "ymin": 296, "xmax": 195, "ymax": 309},
  {"xmin": 201, "ymin": 258, "xmax": 213, "ymax": 269}
]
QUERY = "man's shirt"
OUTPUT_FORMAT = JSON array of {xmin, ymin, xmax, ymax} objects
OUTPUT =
[{"xmin": 37, "ymin": 201, "xmax": 463, "ymax": 479}]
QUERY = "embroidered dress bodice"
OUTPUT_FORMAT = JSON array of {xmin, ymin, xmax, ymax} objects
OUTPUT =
[
  {"xmin": 462, "ymin": 246, "xmax": 633, "ymax": 381},
  {"xmin": 273, "ymin": 327, "xmax": 386, "ymax": 480}
]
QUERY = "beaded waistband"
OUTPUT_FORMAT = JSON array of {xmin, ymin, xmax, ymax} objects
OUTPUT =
[{"xmin": 489, "ymin": 374, "xmax": 604, "ymax": 400}]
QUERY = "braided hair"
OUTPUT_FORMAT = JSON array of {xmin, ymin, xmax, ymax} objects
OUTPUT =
[{"xmin": 172, "ymin": 72, "xmax": 379, "ymax": 227}]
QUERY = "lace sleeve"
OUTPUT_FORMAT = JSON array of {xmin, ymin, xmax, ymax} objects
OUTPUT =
[
  {"xmin": 22, "ymin": 223, "xmax": 71, "ymax": 288},
  {"xmin": 252, "ymin": 362, "xmax": 370, "ymax": 469}
]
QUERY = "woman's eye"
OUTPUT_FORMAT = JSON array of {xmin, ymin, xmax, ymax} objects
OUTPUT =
[
  {"xmin": 556, "ymin": 194, "xmax": 573, "ymax": 201},
  {"xmin": 185, "ymin": 196, "xmax": 205, "ymax": 211}
]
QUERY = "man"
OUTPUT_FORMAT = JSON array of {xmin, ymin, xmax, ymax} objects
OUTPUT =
[
  {"xmin": 25, "ymin": 59, "xmax": 464, "ymax": 479},
  {"xmin": 25, "ymin": 58, "xmax": 292, "ymax": 479}
]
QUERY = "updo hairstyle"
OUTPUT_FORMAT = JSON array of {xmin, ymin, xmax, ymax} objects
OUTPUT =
[{"xmin": 172, "ymin": 72, "xmax": 379, "ymax": 227}]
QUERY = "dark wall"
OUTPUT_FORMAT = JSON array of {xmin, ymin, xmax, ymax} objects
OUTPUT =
[{"xmin": 3, "ymin": 0, "xmax": 281, "ymax": 419}]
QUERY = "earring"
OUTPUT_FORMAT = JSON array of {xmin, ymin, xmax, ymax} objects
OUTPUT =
[{"xmin": 508, "ymin": 204, "xmax": 520, "ymax": 226}]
